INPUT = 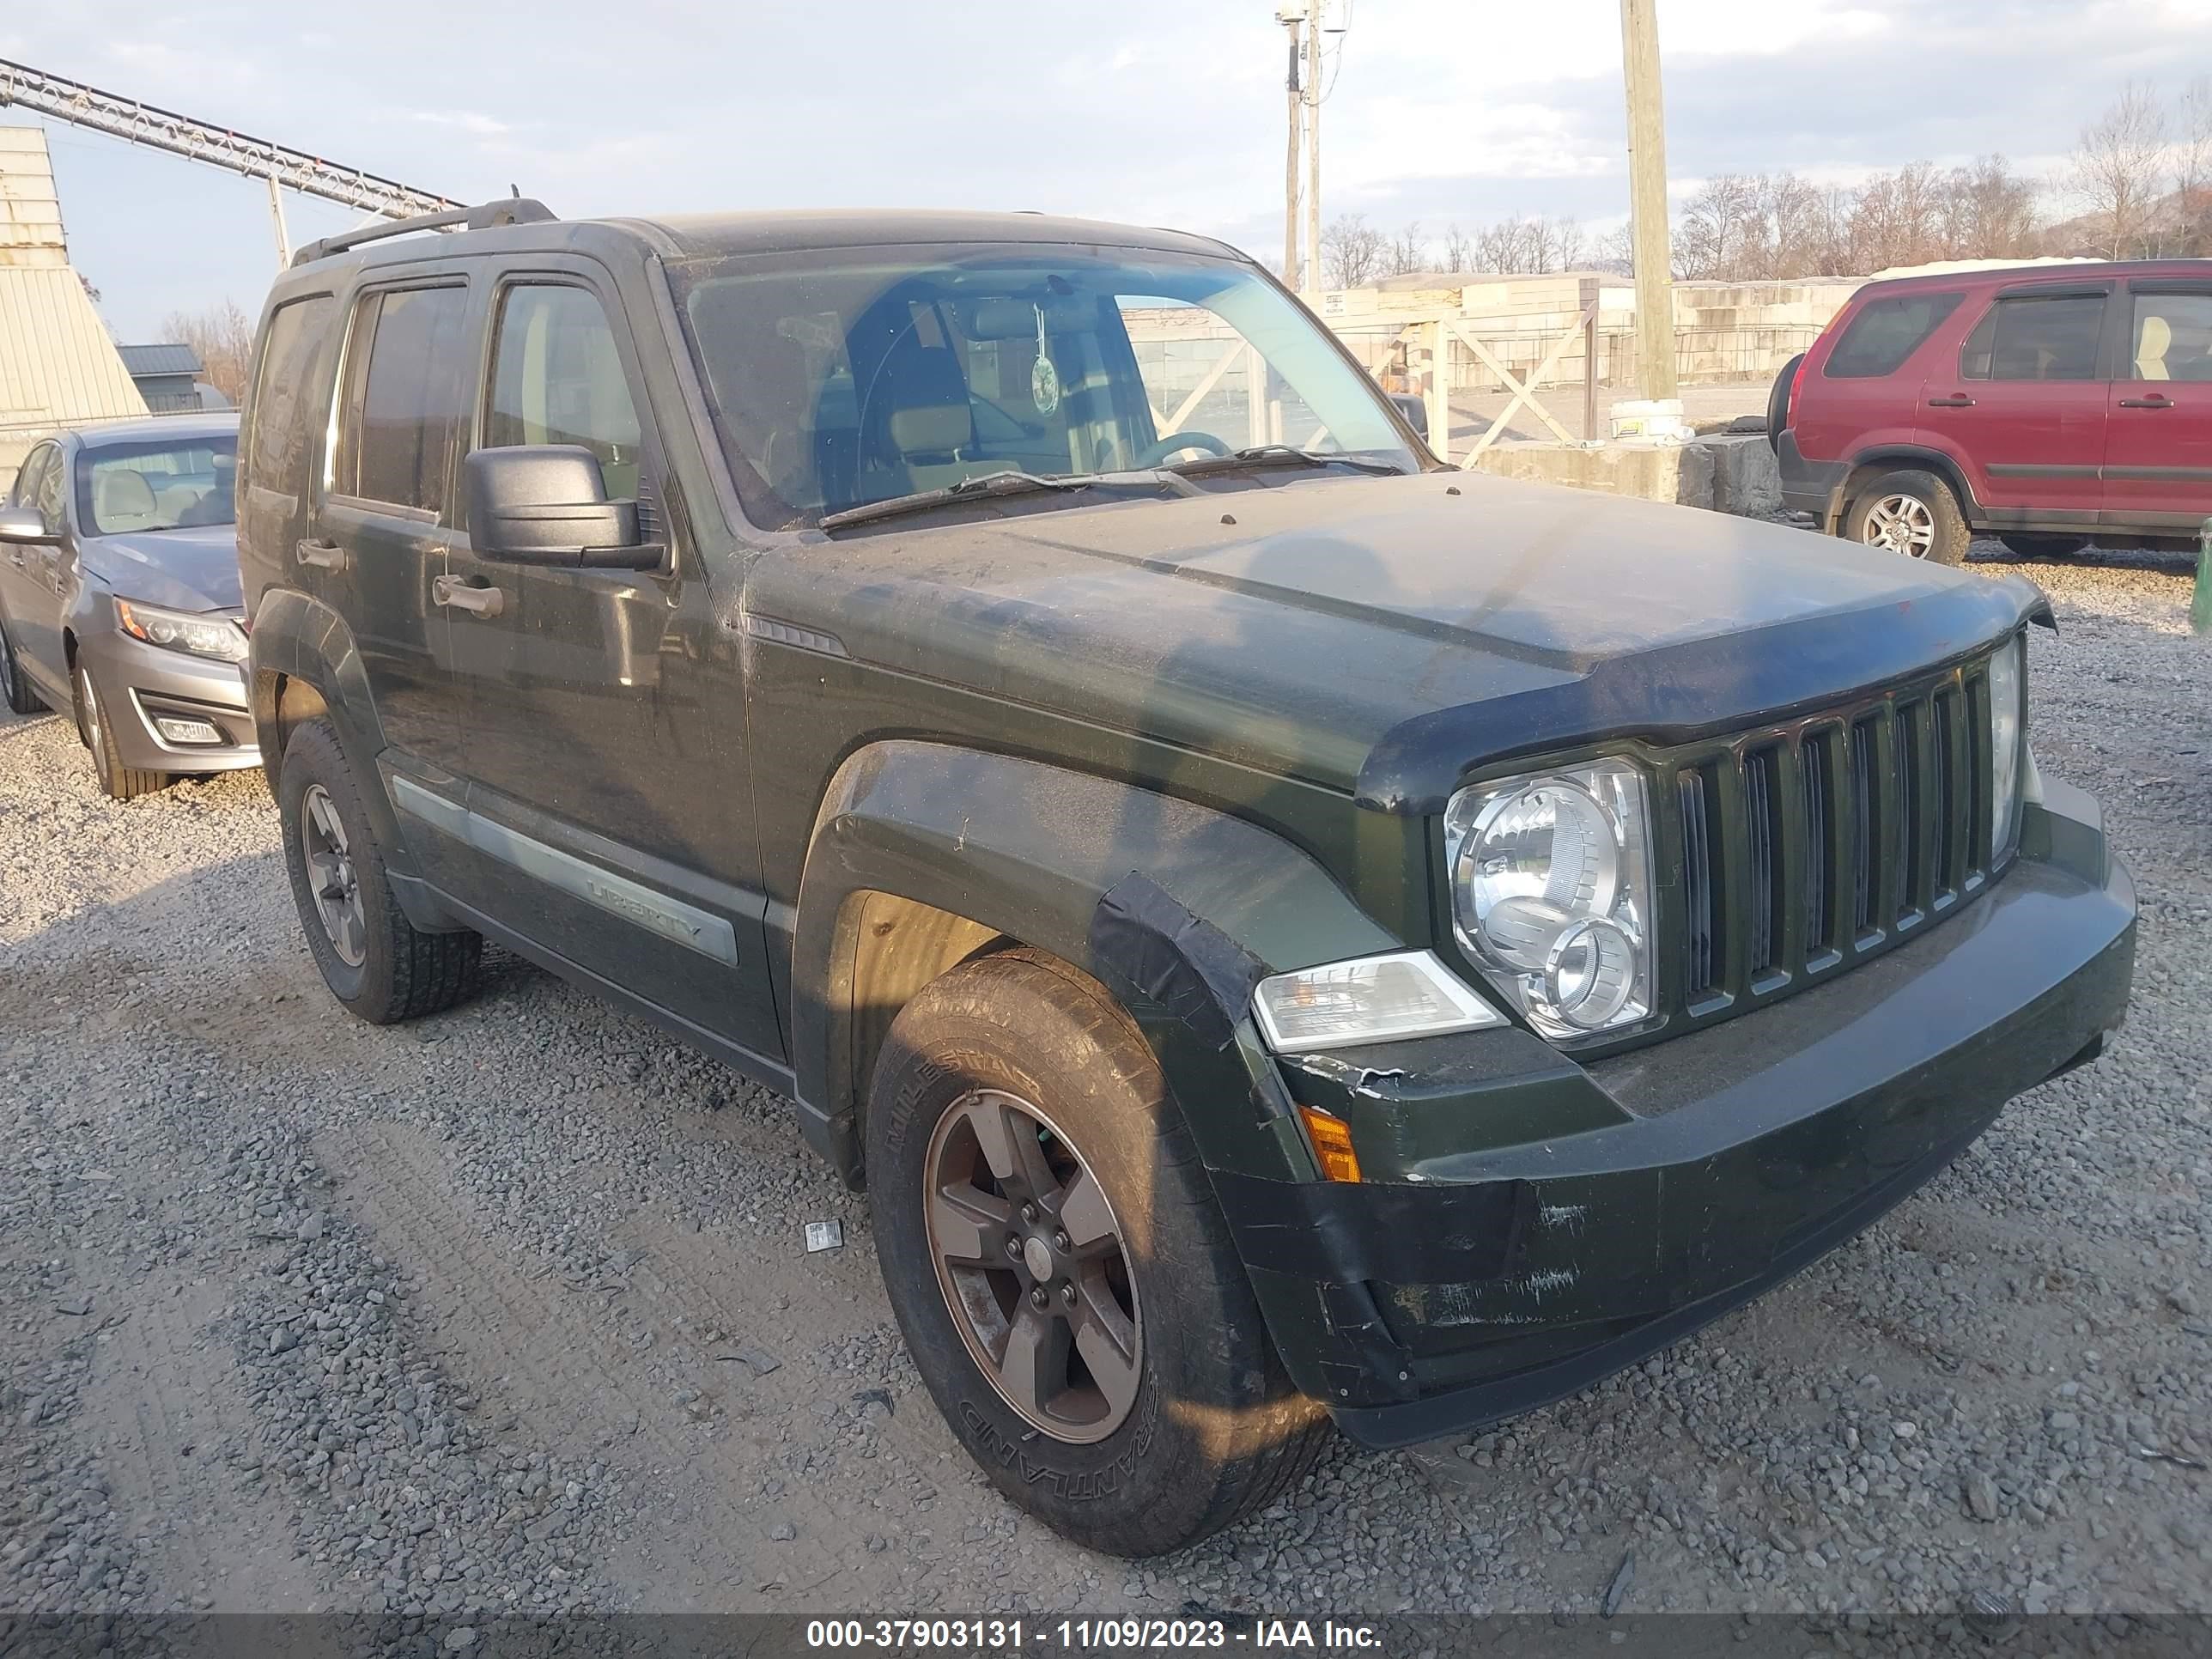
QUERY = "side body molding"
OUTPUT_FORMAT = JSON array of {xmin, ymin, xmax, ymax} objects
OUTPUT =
[{"xmin": 789, "ymin": 741, "xmax": 1399, "ymax": 1184}]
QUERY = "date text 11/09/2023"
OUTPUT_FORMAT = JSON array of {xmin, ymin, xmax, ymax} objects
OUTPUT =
[{"xmin": 805, "ymin": 1619, "xmax": 1384, "ymax": 1651}]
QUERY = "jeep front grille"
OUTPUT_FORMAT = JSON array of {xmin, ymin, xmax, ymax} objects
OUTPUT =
[{"xmin": 1662, "ymin": 653, "xmax": 2002, "ymax": 1027}]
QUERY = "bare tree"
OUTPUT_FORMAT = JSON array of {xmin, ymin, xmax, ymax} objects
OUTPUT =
[
  {"xmin": 1540, "ymin": 218, "xmax": 1587, "ymax": 272},
  {"xmin": 1321, "ymin": 214, "xmax": 1387, "ymax": 289},
  {"xmin": 2174, "ymin": 76, "xmax": 2212, "ymax": 255},
  {"xmin": 2072, "ymin": 81, "xmax": 2167, "ymax": 258},
  {"xmin": 157, "ymin": 301, "xmax": 256, "ymax": 403},
  {"xmin": 1941, "ymin": 156, "xmax": 2042, "ymax": 261},
  {"xmin": 1441, "ymin": 222, "xmax": 1474, "ymax": 270},
  {"xmin": 1674, "ymin": 174, "xmax": 1760, "ymax": 278},
  {"xmin": 1385, "ymin": 219, "xmax": 1429, "ymax": 276}
]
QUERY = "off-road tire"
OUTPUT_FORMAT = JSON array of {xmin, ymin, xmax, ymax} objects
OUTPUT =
[
  {"xmin": 74, "ymin": 663, "xmax": 167, "ymax": 799},
  {"xmin": 1765, "ymin": 351, "xmax": 1804, "ymax": 455},
  {"xmin": 1845, "ymin": 469, "xmax": 1970, "ymax": 565},
  {"xmin": 278, "ymin": 717, "xmax": 481, "ymax": 1023},
  {"xmin": 0, "ymin": 611, "xmax": 46, "ymax": 715},
  {"xmin": 2000, "ymin": 533, "xmax": 2089, "ymax": 558},
  {"xmin": 867, "ymin": 948, "xmax": 1330, "ymax": 1556}
]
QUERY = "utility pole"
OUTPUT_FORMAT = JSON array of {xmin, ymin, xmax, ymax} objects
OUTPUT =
[
  {"xmin": 1619, "ymin": 0, "xmax": 1677, "ymax": 398},
  {"xmin": 1304, "ymin": 0, "xmax": 1323, "ymax": 293},
  {"xmin": 264, "ymin": 173, "xmax": 291, "ymax": 267},
  {"xmin": 1280, "ymin": 7, "xmax": 1304, "ymax": 288}
]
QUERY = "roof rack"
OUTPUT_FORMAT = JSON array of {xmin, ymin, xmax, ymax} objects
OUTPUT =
[{"xmin": 291, "ymin": 197, "xmax": 557, "ymax": 268}]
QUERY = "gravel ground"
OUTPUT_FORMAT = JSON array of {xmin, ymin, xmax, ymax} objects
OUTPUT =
[{"xmin": 1, "ymin": 544, "xmax": 2207, "ymax": 1632}]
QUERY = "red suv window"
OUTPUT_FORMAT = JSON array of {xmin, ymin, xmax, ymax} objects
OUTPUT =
[
  {"xmin": 1824, "ymin": 292, "xmax": 1965, "ymax": 379},
  {"xmin": 1960, "ymin": 293, "xmax": 2105, "ymax": 381}
]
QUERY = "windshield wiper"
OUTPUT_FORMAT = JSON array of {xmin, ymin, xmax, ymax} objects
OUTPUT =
[
  {"xmin": 1164, "ymin": 445, "xmax": 1409, "ymax": 480},
  {"xmin": 820, "ymin": 469, "xmax": 1164, "ymax": 532}
]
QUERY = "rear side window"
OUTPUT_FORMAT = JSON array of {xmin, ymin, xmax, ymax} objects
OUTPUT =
[
  {"xmin": 335, "ymin": 285, "xmax": 471, "ymax": 514},
  {"xmin": 1961, "ymin": 293, "xmax": 2106, "ymax": 382},
  {"xmin": 1823, "ymin": 292, "xmax": 1964, "ymax": 379},
  {"xmin": 2130, "ymin": 291, "xmax": 2212, "ymax": 383},
  {"xmin": 483, "ymin": 284, "xmax": 644, "ymax": 500},
  {"xmin": 244, "ymin": 295, "xmax": 336, "ymax": 489}
]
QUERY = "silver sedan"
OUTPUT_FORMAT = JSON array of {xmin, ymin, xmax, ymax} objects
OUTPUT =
[{"xmin": 0, "ymin": 414, "xmax": 257, "ymax": 799}]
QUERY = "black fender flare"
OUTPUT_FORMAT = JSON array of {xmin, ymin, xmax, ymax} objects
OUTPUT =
[
  {"xmin": 1837, "ymin": 444, "xmax": 1982, "ymax": 532},
  {"xmin": 789, "ymin": 740, "xmax": 1399, "ymax": 1186},
  {"xmin": 245, "ymin": 586, "xmax": 452, "ymax": 926}
]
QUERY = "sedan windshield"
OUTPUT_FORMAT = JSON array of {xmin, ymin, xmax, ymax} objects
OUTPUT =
[
  {"xmin": 669, "ymin": 241, "xmax": 1416, "ymax": 529},
  {"xmin": 77, "ymin": 436, "xmax": 238, "ymax": 537}
]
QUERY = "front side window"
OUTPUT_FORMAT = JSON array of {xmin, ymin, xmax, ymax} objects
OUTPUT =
[
  {"xmin": 10, "ymin": 444, "xmax": 57, "ymax": 522},
  {"xmin": 2129, "ymin": 291, "xmax": 2212, "ymax": 383},
  {"xmin": 335, "ymin": 285, "xmax": 471, "ymax": 514},
  {"xmin": 1962, "ymin": 293, "xmax": 2106, "ymax": 383},
  {"xmin": 76, "ymin": 436, "xmax": 239, "ymax": 536},
  {"xmin": 1823, "ymin": 292, "xmax": 1964, "ymax": 379},
  {"xmin": 670, "ymin": 242, "xmax": 1414, "ymax": 528},
  {"xmin": 483, "ymin": 284, "xmax": 643, "ymax": 499}
]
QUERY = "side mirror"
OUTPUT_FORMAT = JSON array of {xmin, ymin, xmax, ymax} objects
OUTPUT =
[
  {"xmin": 0, "ymin": 507, "xmax": 52, "ymax": 544},
  {"xmin": 463, "ymin": 446, "xmax": 661, "ymax": 570},
  {"xmin": 1389, "ymin": 392, "xmax": 1431, "ymax": 447}
]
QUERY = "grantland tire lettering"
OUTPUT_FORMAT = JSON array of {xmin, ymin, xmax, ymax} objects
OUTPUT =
[{"xmin": 957, "ymin": 1384, "xmax": 1158, "ymax": 1500}]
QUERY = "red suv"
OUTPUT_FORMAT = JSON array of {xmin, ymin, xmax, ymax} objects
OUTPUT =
[{"xmin": 1774, "ymin": 260, "xmax": 2212, "ymax": 562}]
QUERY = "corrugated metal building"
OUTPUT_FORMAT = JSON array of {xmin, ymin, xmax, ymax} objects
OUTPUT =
[
  {"xmin": 1, "ymin": 125, "xmax": 148, "ymax": 494},
  {"xmin": 117, "ymin": 343, "xmax": 209, "ymax": 413}
]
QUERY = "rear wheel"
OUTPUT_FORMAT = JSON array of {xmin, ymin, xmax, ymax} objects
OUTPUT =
[
  {"xmin": 1844, "ymin": 469, "xmax": 1969, "ymax": 565},
  {"xmin": 2000, "ymin": 533, "xmax": 2089, "ymax": 558},
  {"xmin": 0, "ymin": 612, "xmax": 46, "ymax": 715},
  {"xmin": 278, "ymin": 717, "xmax": 482, "ymax": 1023},
  {"xmin": 866, "ymin": 949, "xmax": 1328, "ymax": 1556},
  {"xmin": 74, "ymin": 663, "xmax": 167, "ymax": 799}
]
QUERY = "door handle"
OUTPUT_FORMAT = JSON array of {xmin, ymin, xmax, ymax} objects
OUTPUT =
[
  {"xmin": 432, "ymin": 574, "xmax": 505, "ymax": 617},
  {"xmin": 1926, "ymin": 394, "xmax": 1976, "ymax": 408},
  {"xmin": 2117, "ymin": 396, "xmax": 2172, "ymax": 409},
  {"xmin": 296, "ymin": 538, "xmax": 346, "ymax": 569}
]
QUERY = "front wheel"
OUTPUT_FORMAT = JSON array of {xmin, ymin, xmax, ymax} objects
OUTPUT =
[
  {"xmin": 1844, "ymin": 469, "xmax": 1969, "ymax": 565},
  {"xmin": 866, "ymin": 949, "xmax": 1328, "ymax": 1556},
  {"xmin": 74, "ymin": 663, "xmax": 167, "ymax": 799}
]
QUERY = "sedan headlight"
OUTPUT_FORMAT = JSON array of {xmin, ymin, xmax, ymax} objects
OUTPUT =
[
  {"xmin": 1987, "ymin": 634, "xmax": 2025, "ymax": 861},
  {"xmin": 1444, "ymin": 760, "xmax": 1656, "ymax": 1040},
  {"xmin": 115, "ymin": 598, "xmax": 248, "ymax": 663}
]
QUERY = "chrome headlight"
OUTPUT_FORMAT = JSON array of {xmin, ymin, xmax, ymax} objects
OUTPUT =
[
  {"xmin": 116, "ymin": 598, "xmax": 248, "ymax": 664},
  {"xmin": 1444, "ymin": 760, "xmax": 1656, "ymax": 1040},
  {"xmin": 1987, "ymin": 634, "xmax": 2025, "ymax": 861}
]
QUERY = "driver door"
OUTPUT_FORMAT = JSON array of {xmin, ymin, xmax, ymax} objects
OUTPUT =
[{"xmin": 1, "ymin": 441, "xmax": 70, "ymax": 697}]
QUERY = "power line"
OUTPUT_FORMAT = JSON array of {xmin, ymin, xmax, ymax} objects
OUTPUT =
[{"xmin": 0, "ymin": 57, "xmax": 459, "ymax": 222}]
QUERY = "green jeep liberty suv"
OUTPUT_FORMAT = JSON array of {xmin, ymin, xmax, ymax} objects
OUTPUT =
[{"xmin": 234, "ymin": 200, "xmax": 2136, "ymax": 1556}]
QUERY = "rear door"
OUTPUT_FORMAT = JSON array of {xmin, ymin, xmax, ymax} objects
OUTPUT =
[
  {"xmin": 1925, "ymin": 284, "xmax": 2110, "ymax": 523},
  {"xmin": 315, "ymin": 273, "xmax": 476, "ymax": 789},
  {"xmin": 2103, "ymin": 281, "xmax": 2212, "ymax": 532}
]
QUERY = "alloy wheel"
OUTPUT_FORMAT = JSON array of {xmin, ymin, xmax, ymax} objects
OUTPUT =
[
  {"xmin": 300, "ymin": 783, "xmax": 368, "ymax": 968},
  {"xmin": 1862, "ymin": 493, "xmax": 1936, "ymax": 557},
  {"xmin": 922, "ymin": 1088, "xmax": 1143, "ymax": 1443}
]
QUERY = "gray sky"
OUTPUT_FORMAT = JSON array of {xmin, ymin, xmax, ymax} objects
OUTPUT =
[{"xmin": 7, "ymin": 0, "xmax": 2212, "ymax": 342}]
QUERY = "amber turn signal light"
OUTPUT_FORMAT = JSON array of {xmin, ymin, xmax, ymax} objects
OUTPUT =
[{"xmin": 1297, "ymin": 1105, "xmax": 1363, "ymax": 1183}]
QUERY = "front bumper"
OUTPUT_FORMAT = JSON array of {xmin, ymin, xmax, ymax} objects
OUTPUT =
[
  {"xmin": 80, "ymin": 629, "xmax": 260, "ymax": 774},
  {"xmin": 1225, "ymin": 786, "xmax": 2136, "ymax": 1448}
]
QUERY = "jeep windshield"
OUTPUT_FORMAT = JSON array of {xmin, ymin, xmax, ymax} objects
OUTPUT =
[{"xmin": 668, "ymin": 242, "xmax": 1419, "ymax": 531}]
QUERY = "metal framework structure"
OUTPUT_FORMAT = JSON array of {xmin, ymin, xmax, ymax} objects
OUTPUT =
[{"xmin": 0, "ymin": 56, "xmax": 459, "ymax": 241}]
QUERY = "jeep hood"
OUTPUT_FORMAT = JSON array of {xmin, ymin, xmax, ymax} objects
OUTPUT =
[
  {"xmin": 757, "ymin": 471, "xmax": 2045, "ymax": 810},
  {"xmin": 82, "ymin": 524, "xmax": 243, "ymax": 614}
]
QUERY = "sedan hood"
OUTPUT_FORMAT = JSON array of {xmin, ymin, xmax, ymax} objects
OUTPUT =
[
  {"xmin": 756, "ymin": 470, "xmax": 2045, "ymax": 807},
  {"xmin": 82, "ymin": 524, "xmax": 243, "ymax": 613}
]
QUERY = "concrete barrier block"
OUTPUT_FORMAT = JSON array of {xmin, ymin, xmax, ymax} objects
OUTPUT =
[
  {"xmin": 1466, "ymin": 440, "xmax": 1715, "ymax": 510},
  {"xmin": 1698, "ymin": 434, "xmax": 1784, "ymax": 517}
]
